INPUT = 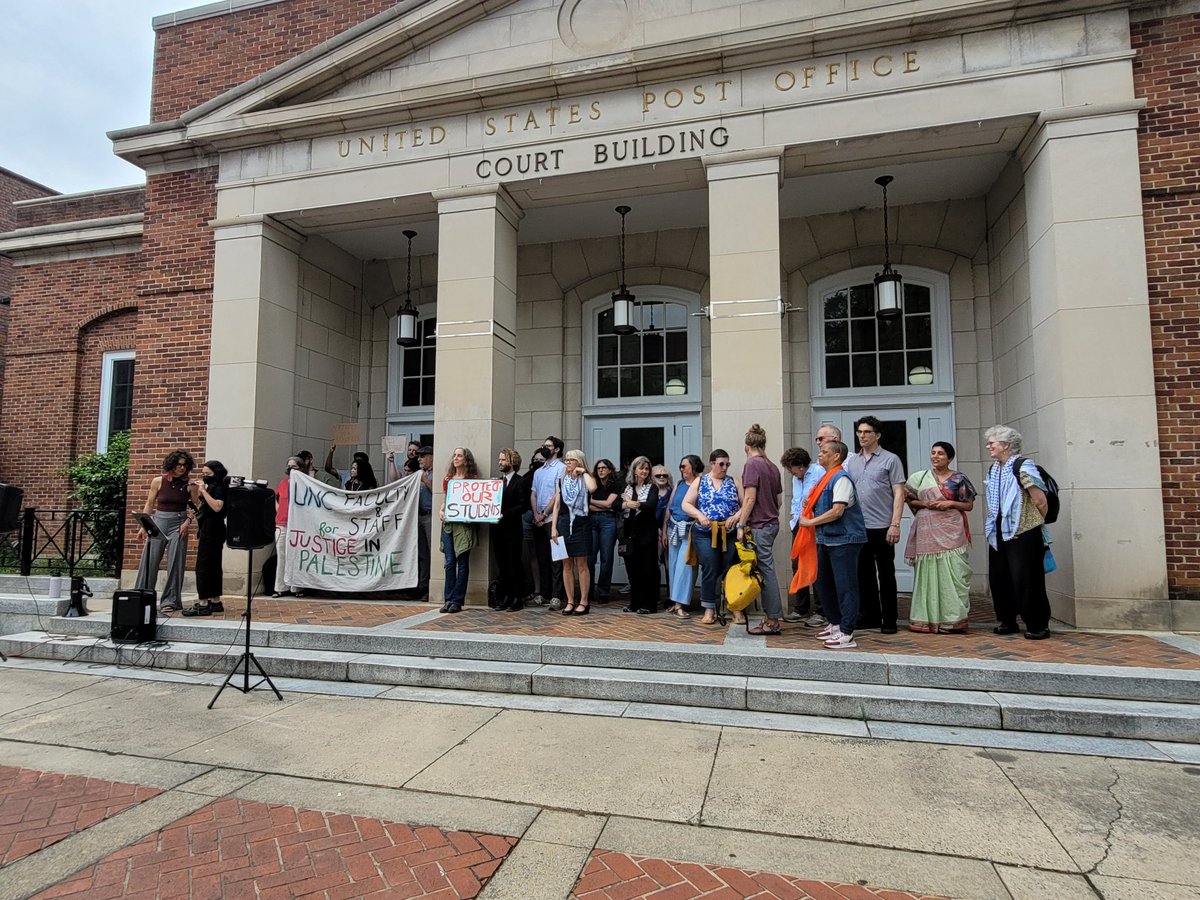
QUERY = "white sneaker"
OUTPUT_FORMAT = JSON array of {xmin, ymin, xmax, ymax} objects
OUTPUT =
[
  {"xmin": 804, "ymin": 614, "xmax": 829, "ymax": 628},
  {"xmin": 816, "ymin": 625, "xmax": 838, "ymax": 640},
  {"xmin": 824, "ymin": 632, "xmax": 858, "ymax": 649}
]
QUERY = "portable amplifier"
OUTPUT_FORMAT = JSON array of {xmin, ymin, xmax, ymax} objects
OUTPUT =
[{"xmin": 111, "ymin": 590, "xmax": 157, "ymax": 643}]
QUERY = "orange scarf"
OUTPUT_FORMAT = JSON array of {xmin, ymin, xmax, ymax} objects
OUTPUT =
[{"xmin": 789, "ymin": 465, "xmax": 842, "ymax": 593}]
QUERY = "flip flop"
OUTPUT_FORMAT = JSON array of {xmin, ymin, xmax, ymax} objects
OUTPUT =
[{"xmin": 746, "ymin": 624, "xmax": 782, "ymax": 636}]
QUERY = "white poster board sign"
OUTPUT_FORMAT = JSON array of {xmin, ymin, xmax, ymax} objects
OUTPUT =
[
  {"xmin": 285, "ymin": 469, "xmax": 421, "ymax": 591},
  {"xmin": 443, "ymin": 478, "xmax": 504, "ymax": 523}
]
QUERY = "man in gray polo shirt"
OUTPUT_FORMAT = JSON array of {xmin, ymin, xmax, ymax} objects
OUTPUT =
[{"xmin": 843, "ymin": 415, "xmax": 906, "ymax": 633}]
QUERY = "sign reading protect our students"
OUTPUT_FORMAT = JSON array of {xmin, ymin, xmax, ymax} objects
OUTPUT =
[{"xmin": 443, "ymin": 478, "xmax": 504, "ymax": 523}]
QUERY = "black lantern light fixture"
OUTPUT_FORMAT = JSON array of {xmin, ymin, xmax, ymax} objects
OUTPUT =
[
  {"xmin": 395, "ymin": 229, "xmax": 420, "ymax": 347},
  {"xmin": 873, "ymin": 175, "xmax": 902, "ymax": 319},
  {"xmin": 611, "ymin": 205, "xmax": 637, "ymax": 335}
]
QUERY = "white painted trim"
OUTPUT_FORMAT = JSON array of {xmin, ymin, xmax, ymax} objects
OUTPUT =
[
  {"xmin": 808, "ymin": 265, "xmax": 953, "ymax": 404},
  {"xmin": 387, "ymin": 302, "xmax": 437, "ymax": 417},
  {"xmin": 97, "ymin": 351, "xmax": 135, "ymax": 453}
]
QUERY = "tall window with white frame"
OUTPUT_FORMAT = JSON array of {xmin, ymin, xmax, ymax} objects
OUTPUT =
[
  {"xmin": 399, "ymin": 317, "xmax": 437, "ymax": 408},
  {"xmin": 97, "ymin": 350, "xmax": 134, "ymax": 452}
]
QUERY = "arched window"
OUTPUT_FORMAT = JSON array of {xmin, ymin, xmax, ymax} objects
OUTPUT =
[
  {"xmin": 584, "ymin": 286, "xmax": 702, "ymax": 409},
  {"xmin": 809, "ymin": 267, "xmax": 952, "ymax": 398}
]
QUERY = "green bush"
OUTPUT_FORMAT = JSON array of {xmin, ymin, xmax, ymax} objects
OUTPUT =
[{"xmin": 65, "ymin": 431, "xmax": 130, "ymax": 572}]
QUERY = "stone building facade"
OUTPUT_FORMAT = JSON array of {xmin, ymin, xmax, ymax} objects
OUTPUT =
[{"xmin": 1, "ymin": 0, "xmax": 1197, "ymax": 630}]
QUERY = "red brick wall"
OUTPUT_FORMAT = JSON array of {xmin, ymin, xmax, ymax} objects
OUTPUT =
[
  {"xmin": 0, "ymin": 170, "xmax": 57, "ymax": 428},
  {"xmin": 0, "ymin": 259, "xmax": 141, "ymax": 505},
  {"xmin": 150, "ymin": 0, "xmax": 396, "ymax": 121},
  {"xmin": 76, "ymin": 309, "xmax": 140, "ymax": 455},
  {"xmin": 15, "ymin": 188, "xmax": 144, "ymax": 230},
  {"xmin": 120, "ymin": 167, "xmax": 219, "ymax": 570},
  {"xmin": 1133, "ymin": 13, "xmax": 1200, "ymax": 601}
]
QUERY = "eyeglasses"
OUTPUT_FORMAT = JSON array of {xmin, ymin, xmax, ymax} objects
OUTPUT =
[{"xmin": 714, "ymin": 460, "xmax": 730, "ymax": 468}]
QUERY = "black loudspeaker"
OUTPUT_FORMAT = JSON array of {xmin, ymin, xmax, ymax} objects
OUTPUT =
[
  {"xmin": 0, "ymin": 483, "xmax": 23, "ymax": 532},
  {"xmin": 111, "ymin": 590, "xmax": 157, "ymax": 643},
  {"xmin": 225, "ymin": 483, "xmax": 276, "ymax": 550}
]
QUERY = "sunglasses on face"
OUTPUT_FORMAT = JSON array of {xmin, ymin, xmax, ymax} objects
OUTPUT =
[{"xmin": 714, "ymin": 461, "xmax": 730, "ymax": 468}]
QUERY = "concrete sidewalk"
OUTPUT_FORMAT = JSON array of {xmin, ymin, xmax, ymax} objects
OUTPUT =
[{"xmin": 0, "ymin": 666, "xmax": 1197, "ymax": 899}]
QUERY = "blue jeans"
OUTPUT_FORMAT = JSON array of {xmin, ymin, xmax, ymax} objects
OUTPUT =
[
  {"xmin": 749, "ymin": 522, "xmax": 782, "ymax": 620},
  {"xmin": 441, "ymin": 528, "xmax": 470, "ymax": 604},
  {"xmin": 589, "ymin": 513, "xmax": 618, "ymax": 602},
  {"xmin": 694, "ymin": 529, "xmax": 736, "ymax": 610},
  {"xmin": 816, "ymin": 542, "xmax": 863, "ymax": 635}
]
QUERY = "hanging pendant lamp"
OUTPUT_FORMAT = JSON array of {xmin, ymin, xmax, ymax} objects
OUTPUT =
[
  {"xmin": 612, "ymin": 205, "xmax": 637, "ymax": 335},
  {"xmin": 396, "ymin": 229, "xmax": 420, "ymax": 346},
  {"xmin": 873, "ymin": 176, "xmax": 903, "ymax": 319}
]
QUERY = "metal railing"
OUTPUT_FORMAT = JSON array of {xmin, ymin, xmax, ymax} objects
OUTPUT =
[{"xmin": 0, "ymin": 508, "xmax": 125, "ymax": 577}]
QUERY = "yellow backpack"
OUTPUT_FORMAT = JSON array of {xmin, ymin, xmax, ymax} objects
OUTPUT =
[{"xmin": 723, "ymin": 536, "xmax": 762, "ymax": 613}]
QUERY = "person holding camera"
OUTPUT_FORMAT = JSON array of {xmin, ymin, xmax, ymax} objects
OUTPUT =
[{"xmin": 184, "ymin": 460, "xmax": 228, "ymax": 617}]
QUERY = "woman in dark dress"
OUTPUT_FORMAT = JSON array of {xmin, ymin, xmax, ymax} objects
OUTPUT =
[
  {"xmin": 621, "ymin": 456, "xmax": 662, "ymax": 614},
  {"xmin": 550, "ymin": 450, "xmax": 598, "ymax": 615},
  {"xmin": 588, "ymin": 458, "xmax": 621, "ymax": 604},
  {"xmin": 185, "ymin": 460, "xmax": 228, "ymax": 617}
]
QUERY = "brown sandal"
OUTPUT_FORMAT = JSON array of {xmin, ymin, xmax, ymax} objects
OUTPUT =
[{"xmin": 672, "ymin": 606, "xmax": 691, "ymax": 619}]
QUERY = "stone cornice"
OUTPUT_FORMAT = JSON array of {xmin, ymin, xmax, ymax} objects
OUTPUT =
[
  {"xmin": 111, "ymin": 0, "xmax": 1136, "ymax": 171},
  {"xmin": 0, "ymin": 214, "xmax": 144, "ymax": 265}
]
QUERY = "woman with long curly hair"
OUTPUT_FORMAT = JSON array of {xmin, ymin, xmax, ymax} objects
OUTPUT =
[{"xmin": 438, "ymin": 447, "xmax": 480, "ymax": 613}]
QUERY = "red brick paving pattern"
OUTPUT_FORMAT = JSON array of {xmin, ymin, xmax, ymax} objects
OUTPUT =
[
  {"xmin": 0, "ymin": 767, "xmax": 161, "ymax": 866},
  {"xmin": 167, "ymin": 597, "xmax": 432, "ymax": 628},
  {"xmin": 414, "ymin": 605, "xmax": 728, "ymax": 644},
  {"xmin": 767, "ymin": 625, "xmax": 1200, "ymax": 668},
  {"xmin": 573, "ymin": 850, "xmax": 950, "ymax": 899},
  {"xmin": 33, "ymin": 797, "xmax": 515, "ymax": 900}
]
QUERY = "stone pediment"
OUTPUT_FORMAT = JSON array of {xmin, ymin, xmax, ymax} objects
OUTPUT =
[{"xmin": 180, "ymin": 0, "xmax": 1023, "ymax": 147}]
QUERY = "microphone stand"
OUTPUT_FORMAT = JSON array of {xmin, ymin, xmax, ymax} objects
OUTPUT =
[{"xmin": 208, "ymin": 545, "xmax": 282, "ymax": 708}]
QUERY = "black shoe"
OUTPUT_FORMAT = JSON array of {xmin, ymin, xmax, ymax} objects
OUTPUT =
[
  {"xmin": 621, "ymin": 606, "xmax": 635, "ymax": 613},
  {"xmin": 635, "ymin": 608, "xmax": 652, "ymax": 615},
  {"xmin": 1024, "ymin": 629, "xmax": 1050, "ymax": 640},
  {"xmin": 182, "ymin": 604, "xmax": 212, "ymax": 617},
  {"xmin": 440, "ymin": 603, "xmax": 452, "ymax": 613},
  {"xmin": 880, "ymin": 626, "xmax": 898, "ymax": 635},
  {"xmin": 503, "ymin": 599, "xmax": 523, "ymax": 611},
  {"xmin": 209, "ymin": 600, "xmax": 224, "ymax": 613},
  {"xmin": 448, "ymin": 603, "xmax": 463, "ymax": 614},
  {"xmin": 993, "ymin": 623, "xmax": 1020, "ymax": 635}
]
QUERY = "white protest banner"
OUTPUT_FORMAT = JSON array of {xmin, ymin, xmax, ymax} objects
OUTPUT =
[
  {"xmin": 444, "ymin": 478, "xmax": 504, "ymax": 523},
  {"xmin": 285, "ymin": 469, "xmax": 421, "ymax": 591}
]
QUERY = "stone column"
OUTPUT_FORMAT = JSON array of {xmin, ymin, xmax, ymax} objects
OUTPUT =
[
  {"xmin": 431, "ymin": 185, "xmax": 522, "ymax": 604},
  {"xmin": 205, "ymin": 216, "xmax": 303, "ymax": 592},
  {"xmin": 704, "ymin": 148, "xmax": 788, "ymax": 594},
  {"xmin": 1021, "ymin": 108, "xmax": 1169, "ymax": 628}
]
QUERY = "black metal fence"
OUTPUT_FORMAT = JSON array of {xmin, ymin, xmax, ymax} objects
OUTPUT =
[{"xmin": 0, "ymin": 508, "xmax": 124, "ymax": 578}]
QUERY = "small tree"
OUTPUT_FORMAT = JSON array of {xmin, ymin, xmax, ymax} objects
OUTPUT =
[{"xmin": 66, "ymin": 431, "xmax": 130, "ymax": 573}]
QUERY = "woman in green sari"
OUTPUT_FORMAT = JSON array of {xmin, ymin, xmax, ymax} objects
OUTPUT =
[{"xmin": 904, "ymin": 441, "xmax": 976, "ymax": 633}]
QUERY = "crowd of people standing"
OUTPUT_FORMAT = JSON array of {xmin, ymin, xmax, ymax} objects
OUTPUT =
[{"xmin": 133, "ymin": 419, "xmax": 1055, "ymax": 645}]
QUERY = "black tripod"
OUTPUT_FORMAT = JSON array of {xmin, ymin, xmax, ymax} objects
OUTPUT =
[{"xmin": 209, "ymin": 546, "xmax": 282, "ymax": 708}]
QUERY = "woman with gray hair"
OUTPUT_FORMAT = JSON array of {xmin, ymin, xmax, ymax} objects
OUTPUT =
[
  {"xmin": 984, "ymin": 425, "xmax": 1052, "ymax": 639},
  {"xmin": 550, "ymin": 449, "xmax": 598, "ymax": 615}
]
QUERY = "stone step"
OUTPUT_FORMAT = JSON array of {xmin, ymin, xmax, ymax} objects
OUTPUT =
[
  {"xmin": 14, "ymin": 612, "xmax": 1200, "ymax": 707},
  {"xmin": 2, "ymin": 632, "xmax": 1198, "ymax": 743}
]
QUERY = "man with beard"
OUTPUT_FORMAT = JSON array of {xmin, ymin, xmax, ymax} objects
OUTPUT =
[
  {"xmin": 530, "ymin": 436, "xmax": 566, "ymax": 610},
  {"xmin": 493, "ymin": 448, "xmax": 527, "ymax": 609}
]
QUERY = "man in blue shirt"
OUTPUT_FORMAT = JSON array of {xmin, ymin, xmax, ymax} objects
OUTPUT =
[{"xmin": 530, "ymin": 435, "xmax": 566, "ymax": 609}]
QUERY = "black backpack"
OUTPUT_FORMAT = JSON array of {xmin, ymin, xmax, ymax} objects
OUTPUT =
[{"xmin": 1012, "ymin": 456, "xmax": 1060, "ymax": 524}]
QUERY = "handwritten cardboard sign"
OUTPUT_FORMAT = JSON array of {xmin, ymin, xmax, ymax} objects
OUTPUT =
[
  {"xmin": 331, "ymin": 421, "xmax": 366, "ymax": 446},
  {"xmin": 443, "ymin": 478, "xmax": 504, "ymax": 523}
]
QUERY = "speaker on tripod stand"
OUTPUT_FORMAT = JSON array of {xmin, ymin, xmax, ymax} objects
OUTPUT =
[{"xmin": 209, "ymin": 480, "xmax": 283, "ymax": 709}]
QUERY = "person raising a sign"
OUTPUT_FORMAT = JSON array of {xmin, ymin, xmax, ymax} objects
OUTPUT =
[
  {"xmin": 549, "ymin": 450, "xmax": 598, "ymax": 615},
  {"xmin": 439, "ymin": 447, "xmax": 481, "ymax": 613}
]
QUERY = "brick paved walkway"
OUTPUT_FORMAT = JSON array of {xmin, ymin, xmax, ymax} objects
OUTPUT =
[
  {"xmin": 767, "ymin": 625, "xmax": 1200, "ymax": 668},
  {"xmin": 33, "ymin": 796, "xmax": 515, "ymax": 900},
  {"xmin": 573, "ymin": 850, "xmax": 949, "ymax": 899},
  {"xmin": 413, "ymin": 606, "xmax": 728, "ymax": 645},
  {"xmin": 174, "ymin": 598, "xmax": 431, "ymax": 628},
  {"xmin": 0, "ymin": 767, "xmax": 161, "ymax": 867}
]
